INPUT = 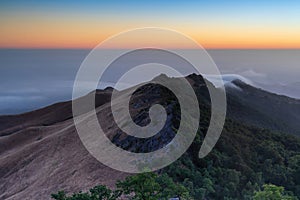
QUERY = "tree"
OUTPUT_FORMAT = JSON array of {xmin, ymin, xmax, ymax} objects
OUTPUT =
[
  {"xmin": 51, "ymin": 191, "xmax": 67, "ymax": 200},
  {"xmin": 253, "ymin": 184, "xmax": 298, "ymax": 200},
  {"xmin": 116, "ymin": 172, "xmax": 161, "ymax": 200},
  {"xmin": 51, "ymin": 185, "xmax": 120, "ymax": 200},
  {"xmin": 51, "ymin": 172, "xmax": 191, "ymax": 200},
  {"xmin": 89, "ymin": 185, "xmax": 121, "ymax": 200},
  {"xmin": 116, "ymin": 172, "xmax": 191, "ymax": 200}
]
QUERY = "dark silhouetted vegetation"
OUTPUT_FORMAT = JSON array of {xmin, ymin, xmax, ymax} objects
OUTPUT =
[
  {"xmin": 51, "ymin": 172, "xmax": 191, "ymax": 200},
  {"xmin": 253, "ymin": 184, "xmax": 298, "ymax": 200}
]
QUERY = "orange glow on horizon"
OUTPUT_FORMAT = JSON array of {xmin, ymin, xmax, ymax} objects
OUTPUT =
[
  {"xmin": 1, "ymin": 17, "xmax": 300, "ymax": 49},
  {"xmin": 1, "ymin": 31, "xmax": 300, "ymax": 49}
]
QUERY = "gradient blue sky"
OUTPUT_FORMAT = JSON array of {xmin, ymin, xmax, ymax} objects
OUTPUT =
[{"xmin": 0, "ymin": 0, "xmax": 300, "ymax": 48}]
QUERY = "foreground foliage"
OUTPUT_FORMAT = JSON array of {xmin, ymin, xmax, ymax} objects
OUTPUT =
[
  {"xmin": 51, "ymin": 176, "xmax": 298, "ymax": 200},
  {"xmin": 163, "ymin": 119, "xmax": 300, "ymax": 199},
  {"xmin": 51, "ymin": 172, "xmax": 191, "ymax": 200},
  {"xmin": 253, "ymin": 184, "xmax": 298, "ymax": 200}
]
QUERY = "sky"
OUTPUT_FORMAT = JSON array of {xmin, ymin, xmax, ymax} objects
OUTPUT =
[
  {"xmin": 0, "ymin": 1, "xmax": 299, "ymax": 114},
  {"xmin": 1, "ymin": 0, "xmax": 300, "ymax": 49}
]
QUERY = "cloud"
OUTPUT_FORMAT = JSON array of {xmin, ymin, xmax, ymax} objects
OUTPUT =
[
  {"xmin": 204, "ymin": 74, "xmax": 253, "ymax": 90},
  {"xmin": 240, "ymin": 69, "xmax": 266, "ymax": 78},
  {"xmin": 0, "ymin": 95, "xmax": 44, "ymax": 103}
]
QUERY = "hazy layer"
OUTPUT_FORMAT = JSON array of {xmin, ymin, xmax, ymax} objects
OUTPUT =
[{"xmin": 0, "ymin": 49, "xmax": 299, "ymax": 114}]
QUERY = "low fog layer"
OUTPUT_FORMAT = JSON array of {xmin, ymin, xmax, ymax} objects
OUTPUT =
[{"xmin": 0, "ymin": 49, "xmax": 299, "ymax": 114}]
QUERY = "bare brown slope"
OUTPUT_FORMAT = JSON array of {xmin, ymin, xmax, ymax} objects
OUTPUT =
[
  {"xmin": 0, "ymin": 113, "xmax": 127, "ymax": 200},
  {"xmin": 0, "ymin": 82, "xmax": 177, "ymax": 200},
  {"xmin": 0, "ymin": 76, "xmax": 192, "ymax": 200},
  {"xmin": 0, "ymin": 88, "xmax": 128, "ymax": 200}
]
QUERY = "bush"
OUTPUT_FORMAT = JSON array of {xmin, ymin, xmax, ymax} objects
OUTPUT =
[
  {"xmin": 51, "ymin": 172, "xmax": 191, "ymax": 200},
  {"xmin": 253, "ymin": 184, "xmax": 298, "ymax": 200}
]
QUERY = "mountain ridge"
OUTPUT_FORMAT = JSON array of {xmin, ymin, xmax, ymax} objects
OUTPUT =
[{"xmin": 0, "ymin": 74, "xmax": 299, "ymax": 199}]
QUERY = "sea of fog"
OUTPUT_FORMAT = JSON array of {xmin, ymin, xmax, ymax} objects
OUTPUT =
[{"xmin": 0, "ymin": 49, "xmax": 299, "ymax": 115}]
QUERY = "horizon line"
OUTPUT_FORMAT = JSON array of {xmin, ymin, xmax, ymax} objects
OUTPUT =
[{"xmin": 1, "ymin": 47, "xmax": 300, "ymax": 50}]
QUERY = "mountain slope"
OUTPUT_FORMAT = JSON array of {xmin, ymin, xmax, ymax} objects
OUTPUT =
[
  {"xmin": 0, "ymin": 74, "xmax": 299, "ymax": 199},
  {"xmin": 226, "ymin": 79, "xmax": 300, "ymax": 136},
  {"xmin": 0, "ymin": 89, "xmax": 112, "ymax": 137}
]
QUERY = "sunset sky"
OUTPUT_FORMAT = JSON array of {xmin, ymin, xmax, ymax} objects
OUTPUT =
[{"xmin": 1, "ymin": 0, "xmax": 300, "ymax": 49}]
